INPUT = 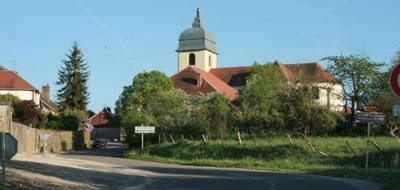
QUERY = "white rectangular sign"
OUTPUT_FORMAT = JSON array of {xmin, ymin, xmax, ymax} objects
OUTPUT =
[
  {"xmin": 393, "ymin": 105, "xmax": 400, "ymax": 117},
  {"xmin": 356, "ymin": 112, "xmax": 384, "ymax": 122},
  {"xmin": 135, "ymin": 126, "xmax": 155, "ymax": 134}
]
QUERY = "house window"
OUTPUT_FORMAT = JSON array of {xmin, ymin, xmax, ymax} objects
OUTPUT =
[
  {"xmin": 311, "ymin": 87, "xmax": 319, "ymax": 100},
  {"xmin": 189, "ymin": 53, "xmax": 196, "ymax": 66},
  {"xmin": 209, "ymin": 55, "xmax": 212, "ymax": 67},
  {"xmin": 181, "ymin": 77, "xmax": 197, "ymax": 85}
]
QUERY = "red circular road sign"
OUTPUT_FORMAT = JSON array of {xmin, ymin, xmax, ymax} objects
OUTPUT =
[{"xmin": 390, "ymin": 64, "xmax": 400, "ymax": 97}]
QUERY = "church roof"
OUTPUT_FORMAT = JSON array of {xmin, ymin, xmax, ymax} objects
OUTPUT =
[
  {"xmin": 171, "ymin": 66, "xmax": 237, "ymax": 100},
  {"xmin": 275, "ymin": 62, "xmax": 338, "ymax": 83},
  {"xmin": 210, "ymin": 66, "xmax": 253, "ymax": 86},
  {"xmin": 177, "ymin": 8, "xmax": 217, "ymax": 54}
]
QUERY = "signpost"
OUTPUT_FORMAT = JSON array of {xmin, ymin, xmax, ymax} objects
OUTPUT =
[
  {"xmin": 0, "ymin": 132, "xmax": 18, "ymax": 181},
  {"xmin": 39, "ymin": 132, "xmax": 51, "ymax": 153},
  {"xmin": 135, "ymin": 124, "xmax": 155, "ymax": 149},
  {"xmin": 356, "ymin": 112, "xmax": 384, "ymax": 172}
]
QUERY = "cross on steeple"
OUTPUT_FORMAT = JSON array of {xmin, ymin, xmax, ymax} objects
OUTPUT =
[{"xmin": 192, "ymin": 8, "xmax": 202, "ymax": 28}]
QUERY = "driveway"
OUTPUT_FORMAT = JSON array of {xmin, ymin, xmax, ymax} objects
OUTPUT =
[{"xmin": 6, "ymin": 142, "xmax": 381, "ymax": 190}]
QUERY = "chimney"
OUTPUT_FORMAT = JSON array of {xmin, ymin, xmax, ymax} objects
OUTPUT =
[{"xmin": 42, "ymin": 84, "xmax": 50, "ymax": 101}]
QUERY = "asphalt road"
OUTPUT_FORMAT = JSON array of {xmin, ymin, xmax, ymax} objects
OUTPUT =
[{"xmin": 60, "ymin": 142, "xmax": 382, "ymax": 190}]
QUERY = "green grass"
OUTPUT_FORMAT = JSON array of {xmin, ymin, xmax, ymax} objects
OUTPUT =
[{"xmin": 126, "ymin": 136, "xmax": 400, "ymax": 190}]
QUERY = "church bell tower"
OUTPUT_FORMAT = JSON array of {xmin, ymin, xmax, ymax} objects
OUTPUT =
[{"xmin": 176, "ymin": 8, "xmax": 218, "ymax": 72}]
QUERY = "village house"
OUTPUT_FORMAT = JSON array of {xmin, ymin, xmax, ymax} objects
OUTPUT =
[
  {"xmin": 0, "ymin": 66, "xmax": 57, "ymax": 113},
  {"xmin": 88, "ymin": 107, "xmax": 122, "ymax": 141},
  {"xmin": 171, "ymin": 9, "xmax": 344, "ymax": 111}
]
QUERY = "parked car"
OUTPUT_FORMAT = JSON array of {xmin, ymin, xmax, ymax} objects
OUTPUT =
[{"xmin": 92, "ymin": 139, "xmax": 107, "ymax": 149}]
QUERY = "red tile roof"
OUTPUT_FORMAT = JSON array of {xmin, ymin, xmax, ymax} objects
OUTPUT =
[
  {"xmin": 171, "ymin": 67, "xmax": 238, "ymax": 100},
  {"xmin": 209, "ymin": 66, "xmax": 253, "ymax": 86},
  {"xmin": 88, "ymin": 108, "xmax": 119, "ymax": 128},
  {"xmin": 0, "ymin": 70, "xmax": 37, "ymax": 91},
  {"xmin": 276, "ymin": 62, "xmax": 338, "ymax": 83}
]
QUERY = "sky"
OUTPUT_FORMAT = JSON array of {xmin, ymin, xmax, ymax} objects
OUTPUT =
[{"xmin": 1, "ymin": 0, "xmax": 399, "ymax": 112}]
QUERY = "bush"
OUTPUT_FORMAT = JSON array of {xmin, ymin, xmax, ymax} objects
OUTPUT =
[{"xmin": 14, "ymin": 100, "xmax": 42, "ymax": 127}]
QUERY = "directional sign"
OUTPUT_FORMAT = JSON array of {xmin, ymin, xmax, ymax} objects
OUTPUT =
[
  {"xmin": 135, "ymin": 126, "xmax": 155, "ymax": 134},
  {"xmin": 394, "ymin": 105, "xmax": 400, "ymax": 117},
  {"xmin": 390, "ymin": 64, "xmax": 400, "ymax": 97},
  {"xmin": 356, "ymin": 112, "xmax": 384, "ymax": 123},
  {"xmin": 0, "ymin": 133, "xmax": 17, "ymax": 160}
]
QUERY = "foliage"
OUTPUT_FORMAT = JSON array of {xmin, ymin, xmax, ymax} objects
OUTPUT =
[
  {"xmin": 115, "ymin": 70, "xmax": 174, "ymax": 146},
  {"xmin": 202, "ymin": 93, "xmax": 230, "ymax": 139},
  {"xmin": 270, "ymin": 83, "xmax": 337, "ymax": 136},
  {"xmin": 14, "ymin": 100, "xmax": 42, "ymax": 127},
  {"xmin": 322, "ymin": 55, "xmax": 384, "ymax": 120},
  {"xmin": 0, "ymin": 94, "xmax": 20, "ymax": 107},
  {"xmin": 58, "ymin": 108, "xmax": 88, "ymax": 130},
  {"xmin": 57, "ymin": 41, "xmax": 90, "ymax": 111},
  {"xmin": 128, "ymin": 136, "xmax": 400, "ymax": 190},
  {"xmin": 234, "ymin": 63, "xmax": 285, "ymax": 132}
]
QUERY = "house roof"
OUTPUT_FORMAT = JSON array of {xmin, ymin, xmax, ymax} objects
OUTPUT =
[
  {"xmin": 171, "ymin": 67, "xmax": 238, "ymax": 100},
  {"xmin": 210, "ymin": 66, "xmax": 253, "ymax": 86},
  {"xmin": 0, "ymin": 70, "xmax": 37, "ymax": 91},
  {"xmin": 88, "ymin": 108, "xmax": 119, "ymax": 127},
  {"xmin": 276, "ymin": 62, "xmax": 338, "ymax": 83}
]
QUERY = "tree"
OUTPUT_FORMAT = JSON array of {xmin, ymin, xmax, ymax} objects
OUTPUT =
[
  {"xmin": 57, "ymin": 41, "xmax": 90, "ymax": 111},
  {"xmin": 234, "ymin": 62, "xmax": 285, "ymax": 132},
  {"xmin": 204, "ymin": 93, "xmax": 230, "ymax": 140},
  {"xmin": 369, "ymin": 52, "xmax": 400, "ymax": 127},
  {"xmin": 270, "ymin": 83, "xmax": 337, "ymax": 137},
  {"xmin": 322, "ymin": 55, "xmax": 384, "ymax": 121},
  {"xmin": 115, "ymin": 70, "xmax": 173, "ymax": 146}
]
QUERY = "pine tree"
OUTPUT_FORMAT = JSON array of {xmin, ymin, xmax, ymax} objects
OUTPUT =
[{"xmin": 57, "ymin": 41, "xmax": 90, "ymax": 111}]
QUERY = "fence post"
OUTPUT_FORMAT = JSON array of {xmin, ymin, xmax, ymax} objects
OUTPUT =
[
  {"xmin": 252, "ymin": 134, "xmax": 257, "ymax": 145},
  {"xmin": 345, "ymin": 140, "xmax": 358, "ymax": 156},
  {"xmin": 162, "ymin": 133, "xmax": 167, "ymax": 143},
  {"xmin": 169, "ymin": 134, "xmax": 176, "ymax": 144},
  {"xmin": 201, "ymin": 134, "xmax": 207, "ymax": 143},
  {"xmin": 287, "ymin": 134, "xmax": 293, "ymax": 145},
  {"xmin": 237, "ymin": 132, "xmax": 242, "ymax": 145},
  {"xmin": 266, "ymin": 136, "xmax": 273, "ymax": 146},
  {"xmin": 181, "ymin": 134, "xmax": 185, "ymax": 141}
]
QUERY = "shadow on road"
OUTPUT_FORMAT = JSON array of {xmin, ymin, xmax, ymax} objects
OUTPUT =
[{"xmin": 60, "ymin": 142, "xmax": 128, "ymax": 158}]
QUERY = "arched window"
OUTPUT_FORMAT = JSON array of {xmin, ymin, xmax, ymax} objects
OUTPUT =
[
  {"xmin": 189, "ymin": 53, "xmax": 196, "ymax": 66},
  {"xmin": 209, "ymin": 55, "xmax": 212, "ymax": 67}
]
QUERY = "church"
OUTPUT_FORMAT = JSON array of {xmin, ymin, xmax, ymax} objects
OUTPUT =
[{"xmin": 171, "ymin": 9, "xmax": 344, "ymax": 111}]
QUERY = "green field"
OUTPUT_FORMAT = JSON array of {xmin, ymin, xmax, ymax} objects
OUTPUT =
[{"xmin": 127, "ymin": 136, "xmax": 400, "ymax": 190}]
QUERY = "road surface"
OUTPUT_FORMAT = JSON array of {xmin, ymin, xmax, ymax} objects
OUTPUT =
[{"xmin": 55, "ymin": 142, "xmax": 381, "ymax": 190}]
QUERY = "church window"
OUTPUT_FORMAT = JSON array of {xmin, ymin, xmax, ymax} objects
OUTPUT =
[
  {"xmin": 189, "ymin": 53, "xmax": 196, "ymax": 66},
  {"xmin": 181, "ymin": 77, "xmax": 198, "ymax": 85}
]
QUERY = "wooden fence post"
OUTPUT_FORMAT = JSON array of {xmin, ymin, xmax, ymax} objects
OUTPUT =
[
  {"xmin": 201, "ymin": 134, "xmax": 207, "ymax": 143},
  {"xmin": 169, "ymin": 134, "xmax": 176, "ymax": 144},
  {"xmin": 162, "ymin": 133, "xmax": 167, "ymax": 143},
  {"xmin": 306, "ymin": 139, "xmax": 316, "ymax": 153},
  {"xmin": 252, "ymin": 134, "xmax": 257, "ymax": 145},
  {"xmin": 287, "ymin": 134, "xmax": 293, "ymax": 145},
  {"xmin": 181, "ymin": 134, "xmax": 185, "ymax": 141},
  {"xmin": 158, "ymin": 134, "xmax": 161, "ymax": 144},
  {"xmin": 345, "ymin": 140, "xmax": 358, "ymax": 156},
  {"xmin": 266, "ymin": 136, "xmax": 273, "ymax": 146},
  {"xmin": 237, "ymin": 132, "xmax": 242, "ymax": 145}
]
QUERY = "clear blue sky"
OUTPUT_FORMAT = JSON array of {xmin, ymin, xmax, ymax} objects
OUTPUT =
[{"xmin": 1, "ymin": 0, "xmax": 399, "ymax": 112}]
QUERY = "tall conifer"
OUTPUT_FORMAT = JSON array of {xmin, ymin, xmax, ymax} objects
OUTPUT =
[{"xmin": 57, "ymin": 41, "xmax": 90, "ymax": 111}]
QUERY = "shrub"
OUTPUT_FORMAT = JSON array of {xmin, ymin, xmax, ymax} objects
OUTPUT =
[{"xmin": 14, "ymin": 100, "xmax": 42, "ymax": 127}]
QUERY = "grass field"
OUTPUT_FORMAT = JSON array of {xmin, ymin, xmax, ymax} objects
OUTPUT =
[{"xmin": 127, "ymin": 136, "xmax": 400, "ymax": 190}]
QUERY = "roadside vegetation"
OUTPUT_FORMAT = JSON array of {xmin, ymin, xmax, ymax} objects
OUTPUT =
[
  {"xmin": 127, "ymin": 137, "xmax": 400, "ymax": 190},
  {"xmin": 116, "ymin": 52, "xmax": 400, "ymax": 190}
]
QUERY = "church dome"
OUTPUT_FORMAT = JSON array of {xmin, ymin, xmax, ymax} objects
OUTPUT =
[{"xmin": 177, "ymin": 9, "xmax": 217, "ymax": 54}]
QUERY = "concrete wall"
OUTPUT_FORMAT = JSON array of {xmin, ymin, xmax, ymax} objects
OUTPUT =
[
  {"xmin": 9, "ymin": 122, "xmax": 90, "ymax": 154},
  {"xmin": 0, "ymin": 104, "xmax": 90, "ymax": 154}
]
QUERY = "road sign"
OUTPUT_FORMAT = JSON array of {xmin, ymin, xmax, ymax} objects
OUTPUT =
[
  {"xmin": 135, "ymin": 126, "xmax": 155, "ymax": 134},
  {"xmin": 390, "ymin": 64, "xmax": 400, "ymax": 97},
  {"xmin": 0, "ymin": 133, "xmax": 17, "ymax": 160},
  {"xmin": 393, "ymin": 105, "xmax": 400, "ymax": 117},
  {"xmin": 356, "ymin": 112, "xmax": 384, "ymax": 123},
  {"xmin": 135, "ymin": 124, "xmax": 155, "ymax": 149}
]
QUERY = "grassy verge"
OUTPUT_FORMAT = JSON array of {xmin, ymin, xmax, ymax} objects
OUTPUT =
[{"xmin": 126, "ymin": 137, "xmax": 400, "ymax": 190}]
